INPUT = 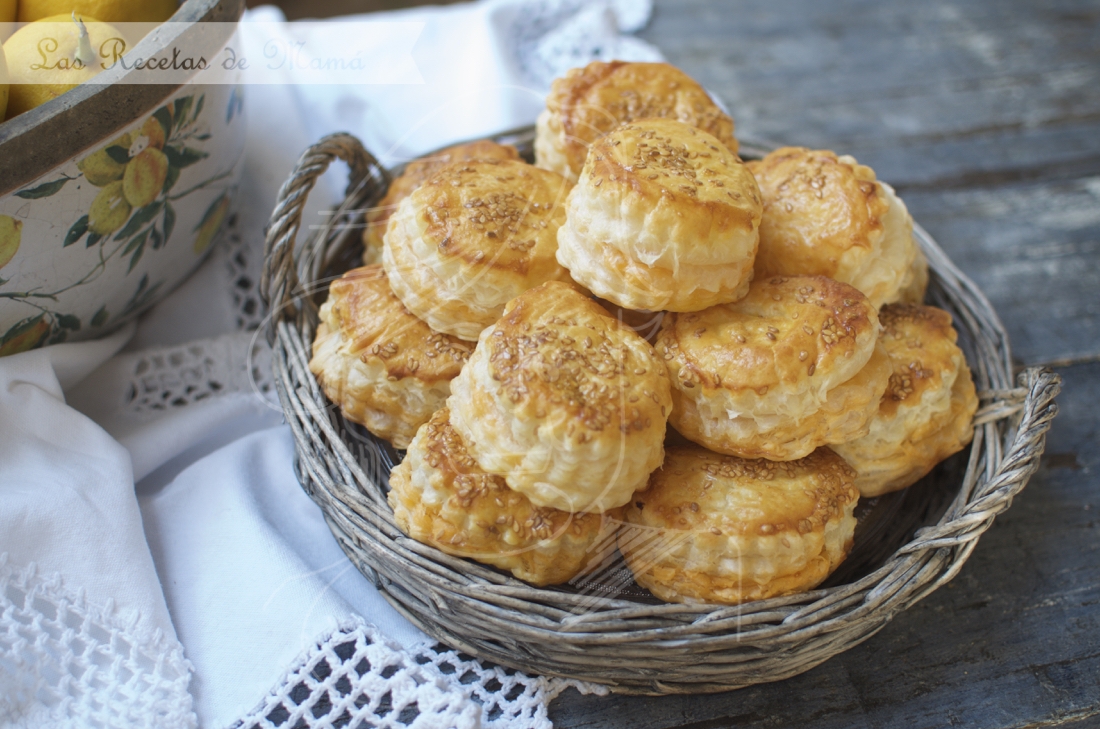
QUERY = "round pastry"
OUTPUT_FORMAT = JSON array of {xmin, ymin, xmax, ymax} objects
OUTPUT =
[
  {"xmin": 382, "ymin": 158, "xmax": 573, "ymax": 341},
  {"xmin": 747, "ymin": 147, "xmax": 928, "ymax": 309},
  {"xmin": 535, "ymin": 61, "xmax": 739, "ymax": 182},
  {"xmin": 309, "ymin": 265, "xmax": 473, "ymax": 448},
  {"xmin": 388, "ymin": 408, "xmax": 621, "ymax": 586},
  {"xmin": 656, "ymin": 275, "xmax": 891, "ymax": 461},
  {"xmin": 831, "ymin": 304, "xmax": 978, "ymax": 497},
  {"xmin": 620, "ymin": 445, "xmax": 859, "ymax": 604},
  {"xmin": 447, "ymin": 281, "xmax": 672, "ymax": 513},
  {"xmin": 361, "ymin": 140, "xmax": 520, "ymax": 265},
  {"xmin": 556, "ymin": 118, "xmax": 762, "ymax": 312}
]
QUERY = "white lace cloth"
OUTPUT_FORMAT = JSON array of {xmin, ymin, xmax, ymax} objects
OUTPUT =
[{"xmin": 1, "ymin": 1, "xmax": 653, "ymax": 726}]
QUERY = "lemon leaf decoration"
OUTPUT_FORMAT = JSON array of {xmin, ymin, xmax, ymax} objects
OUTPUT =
[
  {"xmin": 162, "ymin": 165, "xmax": 181, "ymax": 195},
  {"xmin": 163, "ymin": 145, "xmax": 208, "ymax": 169},
  {"xmin": 126, "ymin": 229, "xmax": 149, "ymax": 272},
  {"xmin": 122, "ymin": 227, "xmax": 148, "ymax": 255},
  {"xmin": 105, "ymin": 145, "xmax": 131, "ymax": 165},
  {"xmin": 162, "ymin": 203, "xmax": 176, "ymax": 241},
  {"xmin": 15, "ymin": 177, "xmax": 71, "ymax": 199},
  {"xmin": 173, "ymin": 96, "xmax": 193, "ymax": 128},
  {"xmin": 153, "ymin": 105, "xmax": 173, "ymax": 139},
  {"xmin": 113, "ymin": 200, "xmax": 163, "ymax": 241},
  {"xmin": 64, "ymin": 215, "xmax": 89, "ymax": 247}
]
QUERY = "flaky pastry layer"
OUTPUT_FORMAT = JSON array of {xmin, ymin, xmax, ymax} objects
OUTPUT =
[
  {"xmin": 308, "ymin": 266, "xmax": 472, "ymax": 448},
  {"xmin": 388, "ymin": 408, "xmax": 621, "ymax": 586},
  {"xmin": 832, "ymin": 304, "xmax": 978, "ymax": 496},
  {"xmin": 447, "ymin": 281, "xmax": 671, "ymax": 513},
  {"xmin": 657, "ymin": 275, "xmax": 890, "ymax": 460},
  {"xmin": 749, "ymin": 148, "xmax": 926, "ymax": 308},
  {"xmin": 620, "ymin": 446, "xmax": 858, "ymax": 604},
  {"xmin": 556, "ymin": 118, "xmax": 761, "ymax": 312},
  {"xmin": 535, "ymin": 61, "xmax": 738, "ymax": 182},
  {"xmin": 382, "ymin": 158, "xmax": 573, "ymax": 340},
  {"xmin": 362, "ymin": 140, "xmax": 520, "ymax": 264}
]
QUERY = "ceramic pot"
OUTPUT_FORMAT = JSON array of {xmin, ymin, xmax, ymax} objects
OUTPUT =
[{"xmin": 0, "ymin": 0, "xmax": 245, "ymax": 354}]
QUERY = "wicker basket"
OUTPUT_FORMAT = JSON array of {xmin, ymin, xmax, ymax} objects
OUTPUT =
[{"xmin": 260, "ymin": 129, "xmax": 1062, "ymax": 695}]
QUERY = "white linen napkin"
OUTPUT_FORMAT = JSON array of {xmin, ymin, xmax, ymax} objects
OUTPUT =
[{"xmin": 1, "ymin": 1, "xmax": 658, "ymax": 726}]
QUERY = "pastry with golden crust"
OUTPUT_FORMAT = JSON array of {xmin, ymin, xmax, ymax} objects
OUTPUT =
[
  {"xmin": 309, "ymin": 265, "xmax": 473, "ymax": 448},
  {"xmin": 536, "ymin": 61, "xmax": 739, "ymax": 182},
  {"xmin": 656, "ymin": 275, "xmax": 891, "ymax": 461},
  {"xmin": 556, "ymin": 119, "xmax": 762, "ymax": 312},
  {"xmin": 361, "ymin": 140, "xmax": 520, "ymax": 265},
  {"xmin": 747, "ymin": 147, "xmax": 928, "ymax": 308},
  {"xmin": 832, "ymin": 304, "xmax": 978, "ymax": 497},
  {"xmin": 388, "ymin": 408, "xmax": 622, "ymax": 586},
  {"xmin": 620, "ymin": 445, "xmax": 859, "ymax": 604},
  {"xmin": 447, "ymin": 281, "xmax": 672, "ymax": 513},
  {"xmin": 382, "ymin": 158, "xmax": 573, "ymax": 341}
]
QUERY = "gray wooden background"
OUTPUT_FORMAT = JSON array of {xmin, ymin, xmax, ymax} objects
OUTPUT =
[{"xmin": 549, "ymin": 1, "xmax": 1100, "ymax": 727}]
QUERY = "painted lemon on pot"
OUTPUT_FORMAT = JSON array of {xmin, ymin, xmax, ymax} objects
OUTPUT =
[{"xmin": 0, "ymin": 216, "xmax": 21, "ymax": 269}]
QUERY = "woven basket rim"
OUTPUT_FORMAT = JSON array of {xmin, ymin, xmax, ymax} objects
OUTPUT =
[{"xmin": 260, "ymin": 129, "xmax": 1062, "ymax": 694}]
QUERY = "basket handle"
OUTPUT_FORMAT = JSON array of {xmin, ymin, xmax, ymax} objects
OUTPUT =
[
  {"xmin": 903, "ymin": 365, "xmax": 1062, "ymax": 553},
  {"xmin": 260, "ymin": 133, "xmax": 390, "ymax": 338}
]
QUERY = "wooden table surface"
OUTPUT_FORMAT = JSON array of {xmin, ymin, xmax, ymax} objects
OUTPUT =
[{"xmin": 549, "ymin": 1, "xmax": 1100, "ymax": 727}]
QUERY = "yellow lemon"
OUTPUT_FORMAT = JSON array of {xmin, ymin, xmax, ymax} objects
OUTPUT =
[
  {"xmin": 123, "ymin": 147, "xmax": 168, "ymax": 207},
  {"xmin": 77, "ymin": 131, "xmax": 131, "ymax": 186},
  {"xmin": 0, "ymin": 215, "xmax": 21, "ymax": 269},
  {"xmin": 128, "ymin": 115, "xmax": 166, "ymax": 155},
  {"xmin": 4, "ymin": 14, "xmax": 127, "ymax": 119},
  {"xmin": 193, "ymin": 196, "xmax": 229, "ymax": 254},
  {"xmin": 0, "ymin": 0, "xmax": 15, "ymax": 41},
  {"xmin": 88, "ymin": 180, "xmax": 131, "ymax": 234},
  {"xmin": 18, "ymin": 0, "xmax": 177, "ymax": 24},
  {"xmin": 0, "ymin": 317, "xmax": 50, "ymax": 357},
  {"xmin": 0, "ymin": 43, "xmax": 8, "ymax": 120}
]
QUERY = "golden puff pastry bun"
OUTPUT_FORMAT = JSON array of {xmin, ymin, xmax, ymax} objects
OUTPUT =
[
  {"xmin": 832, "ymin": 304, "xmax": 978, "ymax": 497},
  {"xmin": 620, "ymin": 445, "xmax": 859, "ymax": 604},
  {"xmin": 657, "ymin": 275, "xmax": 891, "ymax": 461},
  {"xmin": 447, "ymin": 281, "xmax": 672, "ymax": 514},
  {"xmin": 535, "ymin": 61, "xmax": 739, "ymax": 182},
  {"xmin": 388, "ymin": 408, "xmax": 621, "ymax": 586},
  {"xmin": 382, "ymin": 158, "xmax": 574, "ymax": 341},
  {"xmin": 309, "ymin": 265, "xmax": 473, "ymax": 448},
  {"xmin": 361, "ymin": 140, "xmax": 520, "ymax": 265},
  {"xmin": 557, "ymin": 119, "xmax": 763, "ymax": 312},
  {"xmin": 748, "ymin": 147, "xmax": 928, "ymax": 309}
]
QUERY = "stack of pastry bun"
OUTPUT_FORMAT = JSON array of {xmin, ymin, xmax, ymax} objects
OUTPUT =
[{"xmin": 309, "ymin": 60, "xmax": 978, "ymax": 603}]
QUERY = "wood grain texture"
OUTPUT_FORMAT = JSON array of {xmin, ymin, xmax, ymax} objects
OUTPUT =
[{"xmin": 551, "ymin": 0, "xmax": 1100, "ymax": 725}]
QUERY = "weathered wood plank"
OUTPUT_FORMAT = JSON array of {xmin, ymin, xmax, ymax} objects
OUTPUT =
[
  {"xmin": 642, "ymin": 0, "xmax": 1100, "ymax": 187},
  {"xmin": 551, "ymin": 361, "xmax": 1100, "ymax": 728},
  {"xmin": 902, "ymin": 177, "xmax": 1100, "ymax": 366}
]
